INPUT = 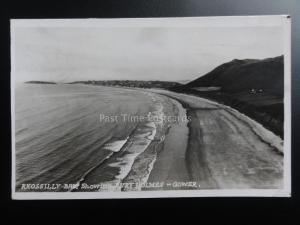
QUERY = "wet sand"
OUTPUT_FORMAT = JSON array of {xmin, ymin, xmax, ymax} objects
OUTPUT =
[{"xmin": 146, "ymin": 98, "xmax": 190, "ymax": 190}]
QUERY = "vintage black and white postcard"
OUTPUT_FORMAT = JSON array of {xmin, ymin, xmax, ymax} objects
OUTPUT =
[{"xmin": 11, "ymin": 16, "xmax": 291, "ymax": 199}]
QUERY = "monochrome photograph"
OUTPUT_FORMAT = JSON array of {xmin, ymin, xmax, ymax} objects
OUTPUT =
[{"xmin": 11, "ymin": 16, "xmax": 291, "ymax": 199}]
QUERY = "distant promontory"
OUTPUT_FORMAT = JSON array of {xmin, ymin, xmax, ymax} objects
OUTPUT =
[{"xmin": 25, "ymin": 81, "xmax": 57, "ymax": 84}]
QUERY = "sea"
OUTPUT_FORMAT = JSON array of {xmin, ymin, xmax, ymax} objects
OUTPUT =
[{"xmin": 14, "ymin": 83, "xmax": 172, "ymax": 192}]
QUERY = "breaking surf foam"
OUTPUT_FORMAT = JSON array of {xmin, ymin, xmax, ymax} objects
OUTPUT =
[
  {"xmin": 105, "ymin": 122, "xmax": 157, "ymax": 189},
  {"xmin": 103, "ymin": 138, "xmax": 129, "ymax": 152},
  {"xmin": 98, "ymin": 95, "xmax": 167, "ymax": 191}
]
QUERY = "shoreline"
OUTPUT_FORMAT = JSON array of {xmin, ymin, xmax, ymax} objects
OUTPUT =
[
  {"xmin": 145, "ymin": 96, "xmax": 190, "ymax": 190},
  {"xmin": 147, "ymin": 90, "xmax": 220, "ymax": 189}
]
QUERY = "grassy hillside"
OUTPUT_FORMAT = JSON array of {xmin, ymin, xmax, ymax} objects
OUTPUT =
[
  {"xmin": 172, "ymin": 56, "xmax": 284, "ymax": 137},
  {"xmin": 186, "ymin": 56, "xmax": 283, "ymax": 96}
]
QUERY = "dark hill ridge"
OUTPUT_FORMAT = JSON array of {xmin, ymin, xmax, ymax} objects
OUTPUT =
[
  {"xmin": 172, "ymin": 55, "xmax": 284, "ymax": 137},
  {"xmin": 185, "ymin": 55, "xmax": 284, "ymax": 96}
]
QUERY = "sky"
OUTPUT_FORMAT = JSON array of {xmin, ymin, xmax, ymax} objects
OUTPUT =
[{"xmin": 12, "ymin": 25, "xmax": 284, "ymax": 82}]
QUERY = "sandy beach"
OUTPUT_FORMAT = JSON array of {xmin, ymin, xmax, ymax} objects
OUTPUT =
[{"xmin": 145, "ymin": 89, "xmax": 283, "ymax": 189}]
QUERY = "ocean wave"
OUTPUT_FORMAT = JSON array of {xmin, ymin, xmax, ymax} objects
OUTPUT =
[
  {"xmin": 68, "ymin": 137, "xmax": 130, "ymax": 192},
  {"xmin": 103, "ymin": 138, "xmax": 129, "ymax": 152},
  {"xmin": 87, "ymin": 95, "xmax": 167, "ymax": 191},
  {"xmin": 107, "ymin": 122, "xmax": 157, "ymax": 185},
  {"xmin": 101, "ymin": 95, "xmax": 168, "ymax": 191},
  {"xmin": 66, "ymin": 108, "xmax": 162, "ymax": 192}
]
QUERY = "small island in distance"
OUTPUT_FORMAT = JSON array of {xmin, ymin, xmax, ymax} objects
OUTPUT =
[{"xmin": 26, "ymin": 81, "xmax": 57, "ymax": 84}]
